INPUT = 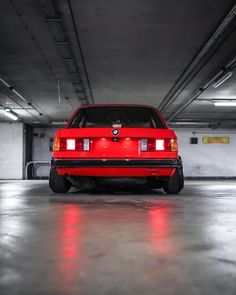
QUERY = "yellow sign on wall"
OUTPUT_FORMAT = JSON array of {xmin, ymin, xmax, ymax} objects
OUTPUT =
[{"xmin": 202, "ymin": 137, "xmax": 230, "ymax": 144}]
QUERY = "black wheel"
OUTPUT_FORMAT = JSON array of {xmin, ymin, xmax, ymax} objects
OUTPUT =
[
  {"xmin": 163, "ymin": 167, "xmax": 184, "ymax": 194},
  {"xmin": 49, "ymin": 167, "xmax": 71, "ymax": 193}
]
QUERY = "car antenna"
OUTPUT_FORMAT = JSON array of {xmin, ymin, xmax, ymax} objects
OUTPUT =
[{"xmin": 58, "ymin": 79, "xmax": 62, "ymax": 129}]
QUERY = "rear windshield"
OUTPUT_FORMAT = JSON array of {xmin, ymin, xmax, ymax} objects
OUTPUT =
[{"xmin": 69, "ymin": 106, "xmax": 165, "ymax": 128}]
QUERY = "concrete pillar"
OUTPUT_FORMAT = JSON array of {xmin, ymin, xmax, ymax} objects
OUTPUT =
[{"xmin": 0, "ymin": 123, "xmax": 24, "ymax": 179}]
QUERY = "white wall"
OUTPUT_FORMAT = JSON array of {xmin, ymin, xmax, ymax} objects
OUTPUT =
[
  {"xmin": 0, "ymin": 123, "xmax": 24, "ymax": 179},
  {"xmin": 176, "ymin": 129, "xmax": 236, "ymax": 177}
]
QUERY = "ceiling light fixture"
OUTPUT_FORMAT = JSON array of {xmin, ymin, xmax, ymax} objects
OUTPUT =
[
  {"xmin": 4, "ymin": 109, "xmax": 18, "ymax": 120},
  {"xmin": 0, "ymin": 78, "xmax": 43, "ymax": 116},
  {"xmin": 212, "ymin": 71, "xmax": 233, "ymax": 88},
  {"xmin": 51, "ymin": 121, "xmax": 66, "ymax": 125},
  {"xmin": 214, "ymin": 101, "xmax": 236, "ymax": 106},
  {"xmin": 169, "ymin": 121, "xmax": 210, "ymax": 125}
]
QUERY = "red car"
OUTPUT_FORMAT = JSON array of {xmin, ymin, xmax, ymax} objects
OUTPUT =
[{"xmin": 50, "ymin": 104, "xmax": 184, "ymax": 194}]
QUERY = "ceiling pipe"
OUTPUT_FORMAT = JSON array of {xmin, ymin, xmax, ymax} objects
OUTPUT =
[
  {"xmin": 0, "ymin": 88, "xmax": 42, "ymax": 121},
  {"xmin": 196, "ymin": 98, "xmax": 236, "ymax": 102},
  {"xmin": 167, "ymin": 56, "xmax": 236, "ymax": 121},
  {"xmin": 168, "ymin": 91, "xmax": 203, "ymax": 121},
  {"xmin": 212, "ymin": 71, "xmax": 233, "ymax": 88},
  {"xmin": 169, "ymin": 118, "xmax": 236, "ymax": 130},
  {"xmin": 9, "ymin": 0, "xmax": 70, "ymax": 117},
  {"xmin": 0, "ymin": 78, "xmax": 43, "ymax": 116},
  {"xmin": 159, "ymin": 3, "xmax": 236, "ymax": 112},
  {"xmin": 66, "ymin": 0, "xmax": 94, "ymax": 104},
  {"xmin": 42, "ymin": 0, "xmax": 91, "ymax": 104}
]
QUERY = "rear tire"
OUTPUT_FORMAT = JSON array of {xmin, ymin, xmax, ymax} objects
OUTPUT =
[
  {"xmin": 49, "ymin": 167, "xmax": 71, "ymax": 193},
  {"xmin": 163, "ymin": 167, "xmax": 184, "ymax": 194}
]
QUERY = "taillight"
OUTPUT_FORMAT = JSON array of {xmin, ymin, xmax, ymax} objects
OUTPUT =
[
  {"xmin": 83, "ymin": 138, "xmax": 90, "ymax": 151},
  {"xmin": 53, "ymin": 138, "xmax": 91, "ymax": 151},
  {"xmin": 66, "ymin": 139, "xmax": 75, "ymax": 150},
  {"xmin": 170, "ymin": 138, "xmax": 178, "ymax": 152},
  {"xmin": 155, "ymin": 139, "xmax": 165, "ymax": 151},
  {"xmin": 53, "ymin": 137, "xmax": 60, "ymax": 151},
  {"xmin": 140, "ymin": 139, "xmax": 155, "ymax": 151},
  {"xmin": 140, "ymin": 138, "xmax": 177, "ymax": 152}
]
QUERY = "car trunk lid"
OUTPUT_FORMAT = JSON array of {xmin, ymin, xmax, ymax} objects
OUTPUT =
[{"xmin": 55, "ymin": 128, "xmax": 177, "ymax": 159}]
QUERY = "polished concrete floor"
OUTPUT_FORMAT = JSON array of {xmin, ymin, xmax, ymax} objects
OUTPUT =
[{"xmin": 0, "ymin": 180, "xmax": 236, "ymax": 295}]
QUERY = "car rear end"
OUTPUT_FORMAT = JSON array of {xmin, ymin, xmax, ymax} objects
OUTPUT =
[{"xmin": 50, "ymin": 105, "xmax": 184, "ymax": 194}]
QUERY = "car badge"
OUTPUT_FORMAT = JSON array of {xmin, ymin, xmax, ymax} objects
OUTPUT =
[{"xmin": 112, "ymin": 129, "xmax": 119, "ymax": 136}]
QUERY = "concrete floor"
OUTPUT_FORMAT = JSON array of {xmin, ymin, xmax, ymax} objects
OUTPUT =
[{"xmin": 0, "ymin": 180, "xmax": 236, "ymax": 295}]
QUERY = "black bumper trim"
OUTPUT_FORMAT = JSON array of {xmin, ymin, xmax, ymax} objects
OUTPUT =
[{"xmin": 51, "ymin": 158, "xmax": 182, "ymax": 168}]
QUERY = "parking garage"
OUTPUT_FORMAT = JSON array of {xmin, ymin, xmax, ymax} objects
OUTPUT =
[{"xmin": 1, "ymin": 0, "xmax": 236, "ymax": 294}]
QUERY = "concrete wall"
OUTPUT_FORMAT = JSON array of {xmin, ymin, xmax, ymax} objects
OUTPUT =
[
  {"xmin": 0, "ymin": 123, "xmax": 24, "ymax": 179},
  {"xmin": 32, "ymin": 127, "xmax": 57, "ymax": 178},
  {"xmin": 176, "ymin": 129, "xmax": 236, "ymax": 177}
]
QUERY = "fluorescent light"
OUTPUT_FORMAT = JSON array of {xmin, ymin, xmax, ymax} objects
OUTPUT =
[
  {"xmin": 170, "ymin": 121, "xmax": 210, "ymax": 125},
  {"xmin": 214, "ymin": 101, "xmax": 236, "ymax": 106},
  {"xmin": 0, "ymin": 78, "xmax": 10, "ymax": 88},
  {"xmin": 51, "ymin": 121, "xmax": 66, "ymax": 125},
  {"xmin": 0, "ymin": 78, "xmax": 43, "ymax": 116},
  {"xmin": 212, "ymin": 71, "xmax": 233, "ymax": 88},
  {"xmin": 4, "ymin": 109, "xmax": 18, "ymax": 120}
]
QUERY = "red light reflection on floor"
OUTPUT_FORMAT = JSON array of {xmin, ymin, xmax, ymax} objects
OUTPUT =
[
  {"xmin": 148, "ymin": 204, "xmax": 174, "ymax": 255},
  {"xmin": 56, "ymin": 205, "xmax": 82, "ymax": 290}
]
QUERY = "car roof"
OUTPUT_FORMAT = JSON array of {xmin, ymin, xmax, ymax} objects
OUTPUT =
[
  {"xmin": 77, "ymin": 104, "xmax": 158, "ymax": 110},
  {"xmin": 65, "ymin": 104, "xmax": 168, "ymax": 129}
]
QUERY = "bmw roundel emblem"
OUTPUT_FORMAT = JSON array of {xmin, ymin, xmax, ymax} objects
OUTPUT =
[{"xmin": 112, "ymin": 129, "xmax": 119, "ymax": 136}]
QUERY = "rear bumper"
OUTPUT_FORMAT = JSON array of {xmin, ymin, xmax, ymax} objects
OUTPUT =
[
  {"xmin": 52, "ymin": 158, "xmax": 181, "ymax": 168},
  {"xmin": 52, "ymin": 158, "xmax": 182, "ymax": 177}
]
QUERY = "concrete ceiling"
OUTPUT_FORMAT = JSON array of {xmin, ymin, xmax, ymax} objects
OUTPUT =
[{"xmin": 0, "ymin": 0, "xmax": 236, "ymax": 128}]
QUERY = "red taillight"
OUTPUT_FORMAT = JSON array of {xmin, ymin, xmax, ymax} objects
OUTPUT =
[
  {"xmin": 58, "ymin": 138, "xmax": 90, "ymax": 151},
  {"xmin": 140, "ymin": 138, "xmax": 177, "ymax": 152},
  {"xmin": 140, "ymin": 138, "xmax": 155, "ymax": 151}
]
